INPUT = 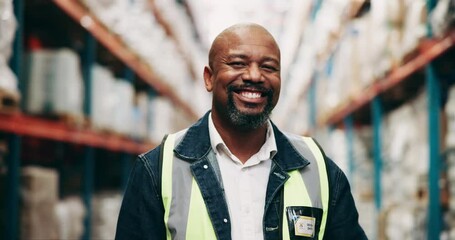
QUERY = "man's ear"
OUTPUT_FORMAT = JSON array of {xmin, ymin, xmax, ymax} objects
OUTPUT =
[{"xmin": 203, "ymin": 66, "xmax": 214, "ymax": 92}]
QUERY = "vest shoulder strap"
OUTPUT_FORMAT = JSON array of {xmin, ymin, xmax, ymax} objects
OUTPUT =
[{"xmin": 301, "ymin": 136, "xmax": 329, "ymax": 240}]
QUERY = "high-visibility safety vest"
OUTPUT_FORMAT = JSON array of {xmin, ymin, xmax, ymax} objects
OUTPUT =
[{"xmin": 161, "ymin": 132, "xmax": 329, "ymax": 240}]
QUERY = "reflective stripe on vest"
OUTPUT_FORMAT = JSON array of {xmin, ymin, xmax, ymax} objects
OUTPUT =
[
  {"xmin": 162, "ymin": 133, "xmax": 217, "ymax": 240},
  {"xmin": 161, "ymin": 133, "xmax": 329, "ymax": 240},
  {"xmin": 162, "ymin": 133, "xmax": 175, "ymax": 240}
]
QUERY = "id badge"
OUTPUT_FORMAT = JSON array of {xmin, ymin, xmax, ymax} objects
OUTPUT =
[{"xmin": 286, "ymin": 206, "xmax": 323, "ymax": 239}]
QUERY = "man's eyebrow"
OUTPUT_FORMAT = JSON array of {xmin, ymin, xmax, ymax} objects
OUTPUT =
[
  {"xmin": 227, "ymin": 54, "xmax": 279, "ymax": 64},
  {"xmin": 227, "ymin": 54, "xmax": 248, "ymax": 59},
  {"xmin": 262, "ymin": 56, "xmax": 280, "ymax": 65}
]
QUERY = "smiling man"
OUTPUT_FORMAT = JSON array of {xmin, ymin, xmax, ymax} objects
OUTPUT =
[
  {"xmin": 115, "ymin": 23, "xmax": 367, "ymax": 240},
  {"xmin": 206, "ymin": 24, "xmax": 280, "ymax": 134}
]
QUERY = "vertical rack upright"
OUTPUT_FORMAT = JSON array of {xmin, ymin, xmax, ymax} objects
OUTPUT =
[
  {"xmin": 426, "ymin": 0, "xmax": 442, "ymax": 238},
  {"xmin": 4, "ymin": 0, "xmax": 23, "ymax": 239}
]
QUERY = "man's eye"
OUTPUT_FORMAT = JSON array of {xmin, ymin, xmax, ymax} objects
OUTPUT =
[
  {"xmin": 228, "ymin": 62, "xmax": 246, "ymax": 67},
  {"xmin": 262, "ymin": 65, "xmax": 278, "ymax": 71}
]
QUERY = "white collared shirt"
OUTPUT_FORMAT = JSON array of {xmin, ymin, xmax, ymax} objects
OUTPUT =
[{"xmin": 208, "ymin": 113, "xmax": 277, "ymax": 240}]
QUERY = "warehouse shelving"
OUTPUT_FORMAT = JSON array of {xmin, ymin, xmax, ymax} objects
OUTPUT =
[
  {"xmin": 306, "ymin": 0, "xmax": 455, "ymax": 239},
  {"xmin": 53, "ymin": 0, "xmax": 199, "ymax": 121},
  {"xmin": 2, "ymin": 0, "xmax": 452, "ymax": 239},
  {"xmin": 1, "ymin": 0, "xmax": 198, "ymax": 239},
  {"xmin": 318, "ymin": 29, "xmax": 455, "ymax": 126}
]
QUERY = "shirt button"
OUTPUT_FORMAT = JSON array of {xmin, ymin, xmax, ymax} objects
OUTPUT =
[
  {"xmin": 223, "ymin": 218, "xmax": 228, "ymax": 223},
  {"xmin": 203, "ymin": 165, "xmax": 208, "ymax": 169}
]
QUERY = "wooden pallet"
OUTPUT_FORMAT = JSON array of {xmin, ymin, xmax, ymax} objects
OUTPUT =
[{"xmin": 0, "ymin": 88, "xmax": 20, "ymax": 114}]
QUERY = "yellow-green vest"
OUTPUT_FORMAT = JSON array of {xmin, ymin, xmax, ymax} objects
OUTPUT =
[{"xmin": 161, "ymin": 132, "xmax": 329, "ymax": 240}]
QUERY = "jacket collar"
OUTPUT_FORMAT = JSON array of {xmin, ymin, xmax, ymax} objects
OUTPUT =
[{"xmin": 174, "ymin": 111, "xmax": 309, "ymax": 171}]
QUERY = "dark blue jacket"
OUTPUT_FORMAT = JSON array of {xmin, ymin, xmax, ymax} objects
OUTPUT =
[{"xmin": 116, "ymin": 112, "xmax": 368, "ymax": 240}]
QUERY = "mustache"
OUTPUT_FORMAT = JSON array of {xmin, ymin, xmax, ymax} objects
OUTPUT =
[{"xmin": 227, "ymin": 83, "xmax": 273, "ymax": 97}]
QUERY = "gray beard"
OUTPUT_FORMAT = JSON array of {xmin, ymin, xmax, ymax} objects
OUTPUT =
[{"xmin": 227, "ymin": 92, "xmax": 274, "ymax": 130}]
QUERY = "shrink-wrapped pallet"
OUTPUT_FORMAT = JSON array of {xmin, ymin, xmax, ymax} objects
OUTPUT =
[
  {"xmin": 430, "ymin": 0, "xmax": 455, "ymax": 37},
  {"xmin": 24, "ymin": 49, "xmax": 84, "ymax": 119},
  {"xmin": 55, "ymin": 196, "xmax": 86, "ymax": 240},
  {"xmin": 20, "ymin": 166, "xmax": 59, "ymax": 240},
  {"xmin": 111, "ymin": 78, "xmax": 134, "ymax": 135},
  {"xmin": 91, "ymin": 64, "xmax": 116, "ymax": 132},
  {"xmin": 51, "ymin": 49, "xmax": 85, "ymax": 118},
  {"xmin": 380, "ymin": 90, "xmax": 428, "ymax": 239},
  {"xmin": 131, "ymin": 91, "xmax": 150, "ymax": 140},
  {"xmin": 446, "ymin": 86, "xmax": 455, "ymax": 148},
  {"xmin": 0, "ymin": 0, "xmax": 18, "ymax": 95},
  {"xmin": 91, "ymin": 64, "xmax": 137, "ymax": 136},
  {"xmin": 148, "ymin": 96, "xmax": 174, "ymax": 143},
  {"xmin": 444, "ymin": 86, "xmax": 455, "ymax": 236},
  {"xmin": 322, "ymin": 126, "xmax": 375, "ymax": 238},
  {"xmin": 91, "ymin": 192, "xmax": 122, "ymax": 240},
  {"xmin": 23, "ymin": 50, "xmax": 53, "ymax": 114}
]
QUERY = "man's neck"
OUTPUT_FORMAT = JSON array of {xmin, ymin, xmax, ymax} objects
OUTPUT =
[{"xmin": 212, "ymin": 115, "xmax": 268, "ymax": 163}]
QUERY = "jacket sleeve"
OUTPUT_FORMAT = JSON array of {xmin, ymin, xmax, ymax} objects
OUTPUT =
[
  {"xmin": 115, "ymin": 146, "xmax": 166, "ymax": 240},
  {"xmin": 323, "ymin": 158, "xmax": 368, "ymax": 240}
]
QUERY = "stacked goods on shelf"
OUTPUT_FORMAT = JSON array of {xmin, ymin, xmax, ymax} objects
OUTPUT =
[
  {"xmin": 273, "ymin": 0, "xmax": 359, "ymax": 130},
  {"xmin": 350, "ymin": 127, "xmax": 376, "ymax": 240},
  {"xmin": 275, "ymin": 0, "xmax": 433, "ymax": 132},
  {"xmin": 0, "ymin": 0, "xmax": 19, "ymax": 112},
  {"xmin": 20, "ymin": 166, "xmax": 59, "ymax": 239},
  {"xmin": 430, "ymin": 0, "xmax": 455, "ymax": 37},
  {"xmin": 274, "ymin": 0, "xmax": 355, "ymax": 130},
  {"xmin": 91, "ymin": 192, "xmax": 122, "ymax": 239},
  {"xmin": 316, "ymin": 0, "xmax": 427, "ymax": 118},
  {"xmin": 24, "ymin": 49, "xmax": 84, "ymax": 124},
  {"xmin": 91, "ymin": 64, "xmax": 186, "ymax": 141},
  {"xmin": 321, "ymin": 127, "xmax": 375, "ymax": 238},
  {"xmin": 22, "ymin": 48, "xmax": 159, "ymax": 142},
  {"xmin": 447, "ymin": 86, "xmax": 455, "ymax": 150},
  {"xmin": 272, "ymin": 5, "xmax": 313, "ymax": 133},
  {"xmin": 131, "ymin": 91, "xmax": 150, "ymax": 141},
  {"xmin": 55, "ymin": 197, "xmax": 86, "ymax": 240},
  {"xmin": 111, "ymin": 80, "xmax": 135, "ymax": 135},
  {"xmin": 152, "ymin": 0, "xmax": 206, "ymax": 80},
  {"xmin": 380, "ymin": 90, "xmax": 428, "ymax": 239},
  {"xmin": 90, "ymin": 64, "xmax": 115, "ymax": 131},
  {"xmin": 445, "ymin": 85, "xmax": 455, "ymax": 238},
  {"xmin": 80, "ymin": 0, "xmax": 209, "ymax": 113},
  {"xmin": 90, "ymin": 64, "xmax": 134, "ymax": 136},
  {"xmin": 147, "ymin": 96, "xmax": 174, "ymax": 143}
]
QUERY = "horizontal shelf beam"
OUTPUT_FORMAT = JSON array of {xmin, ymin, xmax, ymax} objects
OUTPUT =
[
  {"xmin": 0, "ymin": 113, "xmax": 155, "ymax": 154},
  {"xmin": 52, "ymin": 0, "xmax": 199, "ymax": 121},
  {"xmin": 319, "ymin": 30, "xmax": 455, "ymax": 126}
]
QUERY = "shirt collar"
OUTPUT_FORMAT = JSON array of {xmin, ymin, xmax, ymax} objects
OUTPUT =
[
  {"xmin": 208, "ymin": 113, "xmax": 277, "ymax": 164},
  {"xmin": 174, "ymin": 111, "xmax": 309, "ymax": 171}
]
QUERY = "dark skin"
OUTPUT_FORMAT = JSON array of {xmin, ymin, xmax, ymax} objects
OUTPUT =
[{"xmin": 203, "ymin": 23, "xmax": 281, "ymax": 163}]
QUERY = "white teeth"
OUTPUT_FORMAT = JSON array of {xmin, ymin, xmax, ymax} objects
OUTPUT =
[{"xmin": 241, "ymin": 92, "xmax": 261, "ymax": 99}]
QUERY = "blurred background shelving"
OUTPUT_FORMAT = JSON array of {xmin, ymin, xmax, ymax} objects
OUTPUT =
[{"xmin": 1, "ymin": 0, "xmax": 454, "ymax": 239}]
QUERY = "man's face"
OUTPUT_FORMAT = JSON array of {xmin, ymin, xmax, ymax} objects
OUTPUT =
[{"xmin": 204, "ymin": 27, "xmax": 281, "ymax": 129}]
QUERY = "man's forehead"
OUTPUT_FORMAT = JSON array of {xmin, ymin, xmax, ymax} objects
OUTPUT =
[
  {"xmin": 223, "ymin": 27, "xmax": 275, "ymax": 43},
  {"xmin": 220, "ymin": 31, "xmax": 279, "ymax": 53},
  {"xmin": 226, "ymin": 46, "xmax": 280, "ymax": 62}
]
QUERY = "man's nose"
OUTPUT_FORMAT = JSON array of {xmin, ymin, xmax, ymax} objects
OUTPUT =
[{"xmin": 242, "ymin": 64, "xmax": 263, "ymax": 82}]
